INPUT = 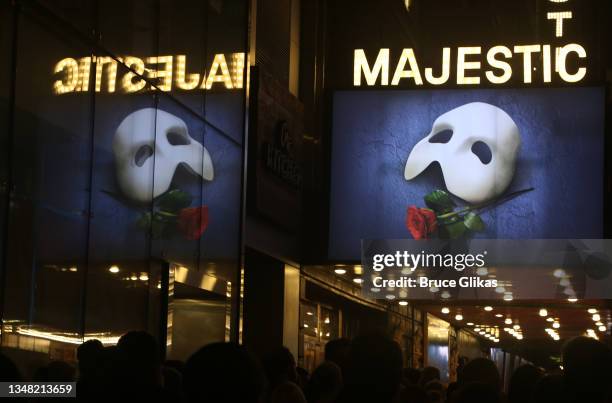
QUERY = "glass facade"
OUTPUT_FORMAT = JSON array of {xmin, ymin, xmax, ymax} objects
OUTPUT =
[{"xmin": 0, "ymin": 0, "xmax": 248, "ymax": 356}]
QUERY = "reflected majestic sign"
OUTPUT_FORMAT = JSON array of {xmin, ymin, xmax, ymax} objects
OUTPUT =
[{"xmin": 53, "ymin": 53, "xmax": 245, "ymax": 94}]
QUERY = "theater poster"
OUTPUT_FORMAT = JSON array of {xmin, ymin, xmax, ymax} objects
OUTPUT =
[{"xmin": 329, "ymin": 87, "xmax": 605, "ymax": 261}]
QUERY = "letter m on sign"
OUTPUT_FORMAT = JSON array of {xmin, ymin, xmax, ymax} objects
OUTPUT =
[{"xmin": 354, "ymin": 49, "xmax": 390, "ymax": 86}]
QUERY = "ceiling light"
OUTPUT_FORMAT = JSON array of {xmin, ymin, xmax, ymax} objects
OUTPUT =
[
  {"xmin": 334, "ymin": 268, "xmax": 347, "ymax": 275},
  {"xmin": 547, "ymin": 317, "xmax": 554, "ymax": 322},
  {"xmin": 599, "ymin": 326, "xmax": 606, "ymax": 332},
  {"xmin": 593, "ymin": 314, "xmax": 601, "ymax": 322},
  {"xmin": 399, "ymin": 301, "xmax": 408, "ymax": 306},
  {"xmin": 588, "ymin": 308, "xmax": 598, "ymax": 314},
  {"xmin": 484, "ymin": 306, "xmax": 493, "ymax": 311},
  {"xmin": 109, "ymin": 265, "xmax": 120, "ymax": 273},
  {"xmin": 539, "ymin": 308, "xmax": 548, "ymax": 317},
  {"xmin": 567, "ymin": 297, "xmax": 578, "ymax": 302},
  {"xmin": 553, "ymin": 269, "xmax": 566, "ymax": 278},
  {"xmin": 467, "ymin": 322, "xmax": 474, "ymax": 326},
  {"xmin": 513, "ymin": 324, "xmax": 520, "ymax": 330},
  {"xmin": 353, "ymin": 278, "xmax": 363, "ymax": 284},
  {"xmin": 505, "ymin": 318, "xmax": 513, "ymax": 325},
  {"xmin": 553, "ymin": 322, "xmax": 560, "ymax": 329},
  {"xmin": 495, "ymin": 314, "xmax": 503, "ymax": 318},
  {"xmin": 455, "ymin": 314, "xmax": 463, "ymax": 321},
  {"xmin": 441, "ymin": 307, "xmax": 450, "ymax": 314}
]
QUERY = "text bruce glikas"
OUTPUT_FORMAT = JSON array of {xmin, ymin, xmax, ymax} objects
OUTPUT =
[{"xmin": 370, "ymin": 250, "xmax": 497, "ymax": 289}]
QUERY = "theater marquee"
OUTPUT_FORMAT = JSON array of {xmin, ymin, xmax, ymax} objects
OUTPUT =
[{"xmin": 353, "ymin": 0, "xmax": 587, "ymax": 87}]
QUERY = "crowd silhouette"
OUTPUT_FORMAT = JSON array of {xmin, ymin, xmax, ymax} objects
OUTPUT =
[{"xmin": 0, "ymin": 331, "xmax": 611, "ymax": 402}]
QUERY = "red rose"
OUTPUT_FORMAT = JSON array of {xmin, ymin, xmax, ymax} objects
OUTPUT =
[
  {"xmin": 406, "ymin": 206, "xmax": 437, "ymax": 240},
  {"xmin": 177, "ymin": 206, "xmax": 209, "ymax": 240}
]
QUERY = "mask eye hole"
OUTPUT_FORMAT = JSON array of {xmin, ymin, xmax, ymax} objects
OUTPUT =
[
  {"xmin": 166, "ymin": 129, "xmax": 191, "ymax": 146},
  {"xmin": 428, "ymin": 129, "xmax": 453, "ymax": 144},
  {"xmin": 471, "ymin": 141, "xmax": 492, "ymax": 164},
  {"xmin": 134, "ymin": 145, "xmax": 154, "ymax": 167}
]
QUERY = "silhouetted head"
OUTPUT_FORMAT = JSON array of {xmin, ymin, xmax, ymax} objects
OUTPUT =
[
  {"xmin": 400, "ymin": 384, "xmax": 429, "ymax": 403},
  {"xmin": 0, "ymin": 353, "xmax": 21, "ymax": 381},
  {"xmin": 306, "ymin": 361, "xmax": 342, "ymax": 403},
  {"xmin": 324, "ymin": 338, "xmax": 350, "ymax": 370},
  {"xmin": 508, "ymin": 364, "xmax": 544, "ymax": 403},
  {"xmin": 562, "ymin": 336, "xmax": 612, "ymax": 402},
  {"xmin": 402, "ymin": 368, "xmax": 421, "ymax": 386},
  {"xmin": 116, "ymin": 331, "xmax": 162, "ymax": 387},
  {"xmin": 447, "ymin": 381, "xmax": 460, "ymax": 402},
  {"xmin": 341, "ymin": 333, "xmax": 403, "ymax": 403},
  {"xmin": 263, "ymin": 346, "xmax": 297, "ymax": 388},
  {"xmin": 454, "ymin": 382, "xmax": 500, "ymax": 403},
  {"xmin": 458, "ymin": 358, "xmax": 500, "ymax": 391},
  {"xmin": 424, "ymin": 379, "xmax": 445, "ymax": 403},
  {"xmin": 532, "ymin": 374, "xmax": 566, "ymax": 403},
  {"xmin": 77, "ymin": 339, "xmax": 104, "ymax": 379},
  {"xmin": 418, "ymin": 366, "xmax": 440, "ymax": 387},
  {"xmin": 295, "ymin": 366, "xmax": 309, "ymax": 390},
  {"xmin": 184, "ymin": 342, "xmax": 265, "ymax": 403}
]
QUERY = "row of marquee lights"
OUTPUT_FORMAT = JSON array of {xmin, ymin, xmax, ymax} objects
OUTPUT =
[
  {"xmin": 438, "ymin": 305, "xmax": 609, "ymax": 343},
  {"xmin": 53, "ymin": 53, "xmax": 245, "ymax": 95},
  {"xmin": 440, "ymin": 305, "xmax": 522, "ymax": 343},
  {"xmin": 354, "ymin": 0, "xmax": 587, "ymax": 86}
]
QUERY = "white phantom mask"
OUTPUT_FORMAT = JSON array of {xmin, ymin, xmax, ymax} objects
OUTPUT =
[
  {"xmin": 113, "ymin": 108, "xmax": 214, "ymax": 203},
  {"xmin": 404, "ymin": 102, "xmax": 520, "ymax": 204}
]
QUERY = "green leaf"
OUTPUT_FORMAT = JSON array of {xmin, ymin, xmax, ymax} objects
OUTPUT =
[
  {"xmin": 156, "ymin": 189, "xmax": 192, "ymax": 213},
  {"xmin": 439, "ymin": 221, "xmax": 466, "ymax": 239},
  {"xmin": 464, "ymin": 212, "xmax": 485, "ymax": 232},
  {"xmin": 424, "ymin": 190, "xmax": 456, "ymax": 214}
]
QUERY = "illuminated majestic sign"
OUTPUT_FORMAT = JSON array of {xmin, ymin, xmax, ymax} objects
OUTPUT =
[
  {"xmin": 354, "ymin": 0, "xmax": 587, "ymax": 86},
  {"xmin": 353, "ymin": 44, "xmax": 586, "ymax": 86},
  {"xmin": 53, "ymin": 53, "xmax": 245, "ymax": 94}
]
